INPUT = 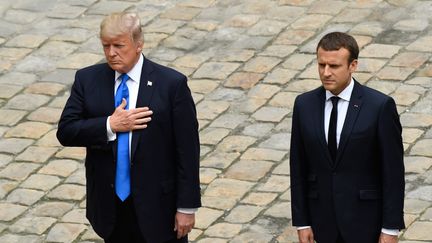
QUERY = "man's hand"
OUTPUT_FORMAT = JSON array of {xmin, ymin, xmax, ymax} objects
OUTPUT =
[
  {"xmin": 110, "ymin": 99, "xmax": 152, "ymax": 132},
  {"xmin": 379, "ymin": 233, "xmax": 398, "ymax": 243},
  {"xmin": 298, "ymin": 228, "xmax": 314, "ymax": 243},
  {"xmin": 174, "ymin": 212, "xmax": 195, "ymax": 239}
]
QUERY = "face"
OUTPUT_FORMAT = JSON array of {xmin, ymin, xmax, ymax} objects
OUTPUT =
[
  {"xmin": 101, "ymin": 33, "xmax": 143, "ymax": 73},
  {"xmin": 317, "ymin": 47, "xmax": 357, "ymax": 95}
]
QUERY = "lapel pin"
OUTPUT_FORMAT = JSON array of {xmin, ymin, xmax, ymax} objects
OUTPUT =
[
  {"xmin": 147, "ymin": 81, "xmax": 153, "ymax": 86},
  {"xmin": 354, "ymin": 104, "xmax": 359, "ymax": 108}
]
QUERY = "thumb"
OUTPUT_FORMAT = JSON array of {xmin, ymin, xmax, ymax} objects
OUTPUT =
[{"xmin": 118, "ymin": 98, "xmax": 127, "ymax": 109}]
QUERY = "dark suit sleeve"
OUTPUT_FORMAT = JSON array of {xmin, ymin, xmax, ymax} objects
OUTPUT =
[
  {"xmin": 290, "ymin": 97, "xmax": 310, "ymax": 226},
  {"xmin": 172, "ymin": 77, "xmax": 201, "ymax": 208},
  {"xmin": 57, "ymin": 72, "xmax": 109, "ymax": 147},
  {"xmin": 378, "ymin": 97, "xmax": 405, "ymax": 229}
]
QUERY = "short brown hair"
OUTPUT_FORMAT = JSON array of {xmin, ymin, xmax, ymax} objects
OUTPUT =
[
  {"xmin": 317, "ymin": 32, "xmax": 359, "ymax": 64},
  {"xmin": 100, "ymin": 12, "xmax": 143, "ymax": 44}
]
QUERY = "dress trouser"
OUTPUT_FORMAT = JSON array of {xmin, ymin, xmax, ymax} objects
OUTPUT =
[{"xmin": 105, "ymin": 197, "xmax": 188, "ymax": 243}]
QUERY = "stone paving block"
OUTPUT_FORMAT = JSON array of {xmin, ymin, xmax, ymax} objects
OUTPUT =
[
  {"xmin": 259, "ymin": 133, "xmax": 290, "ymax": 151},
  {"xmin": 333, "ymin": 8, "xmax": 371, "ymax": 23},
  {"xmin": 243, "ymin": 56, "xmax": 281, "ymax": 73},
  {"xmin": 0, "ymin": 154, "xmax": 13, "ymax": 168},
  {"xmin": 199, "ymin": 168, "xmax": 220, "ymax": 185},
  {"xmin": 389, "ymin": 52, "xmax": 429, "ymax": 68},
  {"xmin": 65, "ymin": 167, "xmax": 86, "ymax": 185},
  {"xmin": 47, "ymin": 184, "xmax": 86, "ymax": 201},
  {"xmin": 5, "ymin": 93, "xmax": 50, "ymax": 111},
  {"xmin": 46, "ymin": 223, "xmax": 87, "ymax": 242},
  {"xmin": 16, "ymin": 146, "xmax": 58, "ymax": 163},
  {"xmin": 173, "ymin": 54, "xmax": 209, "ymax": 69},
  {"xmin": 264, "ymin": 201, "xmax": 291, "ymax": 219},
  {"xmin": 6, "ymin": 188, "xmax": 44, "ymax": 206},
  {"xmin": 407, "ymin": 186, "xmax": 432, "ymax": 201},
  {"xmin": 61, "ymin": 208, "xmax": 88, "ymax": 224},
  {"xmin": 270, "ymin": 91, "xmax": 298, "ymax": 109},
  {"xmin": 36, "ymin": 129, "xmax": 61, "ymax": 147},
  {"xmin": 351, "ymin": 21, "xmax": 384, "ymax": 36},
  {"xmin": 193, "ymin": 62, "xmax": 240, "ymax": 80},
  {"xmin": 247, "ymin": 20, "xmax": 287, "ymax": 36},
  {"xmin": 3, "ymin": 9, "xmax": 39, "ymax": 24},
  {"xmin": 55, "ymin": 147, "xmax": 86, "ymax": 160},
  {"xmin": 9, "ymin": 216, "xmax": 56, "ymax": 234},
  {"xmin": 392, "ymin": 90, "xmax": 420, "ymax": 107},
  {"xmin": 0, "ymin": 138, "xmax": 34, "ymax": 155},
  {"xmin": 242, "ymin": 123, "xmax": 274, "ymax": 138},
  {"xmin": 57, "ymin": 53, "xmax": 104, "ymax": 69},
  {"xmin": 20, "ymin": 174, "xmax": 61, "ymax": 191},
  {"xmin": 0, "ymin": 203, "xmax": 27, "ymax": 221},
  {"xmin": 30, "ymin": 201, "xmax": 74, "ymax": 217},
  {"xmin": 0, "ymin": 162, "xmax": 39, "ymax": 181},
  {"xmin": 200, "ymin": 127, "xmax": 230, "ymax": 145},
  {"xmin": 209, "ymin": 114, "xmax": 248, "ymax": 129},
  {"xmin": 47, "ymin": 4, "xmax": 87, "ymax": 19},
  {"xmin": 272, "ymin": 160, "xmax": 289, "ymax": 175},
  {"xmin": 231, "ymin": 98, "xmax": 267, "ymax": 114},
  {"xmin": 195, "ymin": 207, "xmax": 224, "ymax": 229},
  {"xmin": 402, "ymin": 129, "xmax": 424, "ymax": 144},
  {"xmin": 248, "ymin": 84, "xmax": 280, "ymax": 100},
  {"xmin": 28, "ymin": 107, "xmax": 63, "ymax": 124},
  {"xmin": 5, "ymin": 121, "xmax": 52, "ymax": 139},
  {"xmin": 25, "ymin": 82, "xmax": 65, "ymax": 96},
  {"xmin": 197, "ymin": 238, "xmax": 228, "ymax": 243},
  {"xmin": 0, "ymin": 47, "xmax": 32, "ymax": 61},
  {"xmin": 0, "ymin": 234, "xmax": 44, "ymax": 243},
  {"xmin": 286, "ymin": 79, "xmax": 320, "ymax": 93},
  {"xmin": 403, "ymin": 221, "xmax": 432, "ymax": 241},
  {"xmin": 241, "ymin": 148, "xmax": 286, "ymax": 162},
  {"xmin": 377, "ymin": 66, "xmax": 415, "ymax": 81},
  {"xmin": 196, "ymin": 100, "xmax": 230, "ymax": 120},
  {"xmin": 34, "ymin": 41, "xmax": 78, "ymax": 59},
  {"xmin": 213, "ymin": 49, "xmax": 255, "ymax": 62},
  {"xmin": 80, "ymin": 227, "xmax": 103, "ymax": 241},
  {"xmin": 223, "ymin": 14, "xmax": 260, "ymax": 28},
  {"xmin": 225, "ymin": 160, "xmax": 273, "ymax": 181},
  {"xmin": 406, "ymin": 36, "xmax": 432, "ymax": 52},
  {"xmin": 242, "ymin": 192, "xmax": 278, "ymax": 206},
  {"xmin": 217, "ymin": 135, "xmax": 256, "ymax": 153},
  {"xmin": 231, "ymin": 230, "xmax": 273, "ymax": 243},
  {"xmin": 205, "ymin": 178, "xmax": 254, "ymax": 200},
  {"xmin": 5, "ymin": 34, "xmax": 47, "ymax": 48},
  {"xmin": 258, "ymin": 175, "xmax": 290, "ymax": 192},
  {"xmin": 0, "ymin": 84, "xmax": 22, "ymax": 99},
  {"xmin": 230, "ymin": 35, "xmax": 273, "ymax": 50},
  {"xmin": 206, "ymin": 88, "xmax": 244, "ymax": 102},
  {"xmin": 15, "ymin": 55, "xmax": 57, "ymax": 73},
  {"xmin": 308, "ymin": 0, "xmax": 347, "ymax": 14},
  {"xmin": 224, "ymin": 72, "xmax": 264, "ymax": 89},
  {"xmin": 366, "ymin": 80, "xmax": 399, "ymax": 95},
  {"xmin": 410, "ymin": 139, "xmax": 432, "ymax": 157},
  {"xmin": 160, "ymin": 6, "xmax": 201, "ymax": 20},
  {"xmin": 225, "ymin": 205, "xmax": 263, "ymax": 223},
  {"xmin": 276, "ymin": 226, "xmax": 298, "ymax": 243},
  {"xmin": 0, "ymin": 179, "xmax": 18, "ymax": 199},
  {"xmin": 144, "ymin": 19, "xmax": 185, "ymax": 34},
  {"xmin": 201, "ymin": 196, "xmax": 237, "ymax": 211},
  {"xmin": 39, "ymin": 159, "xmax": 80, "ymax": 177},
  {"xmin": 291, "ymin": 14, "xmax": 332, "ymax": 30},
  {"xmin": 252, "ymin": 106, "xmax": 290, "ymax": 123},
  {"xmin": 0, "ymin": 109, "xmax": 27, "ymax": 126},
  {"xmin": 420, "ymin": 207, "xmax": 432, "ymax": 221},
  {"xmin": 361, "ymin": 43, "xmax": 401, "ymax": 58},
  {"xmin": 204, "ymin": 223, "xmax": 242, "ymax": 238}
]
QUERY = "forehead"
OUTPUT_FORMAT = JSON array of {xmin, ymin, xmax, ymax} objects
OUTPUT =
[{"xmin": 317, "ymin": 47, "xmax": 350, "ymax": 63}]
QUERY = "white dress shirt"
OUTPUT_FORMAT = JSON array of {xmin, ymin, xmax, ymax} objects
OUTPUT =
[
  {"xmin": 106, "ymin": 54, "xmax": 196, "ymax": 214},
  {"xmin": 298, "ymin": 78, "xmax": 398, "ymax": 236}
]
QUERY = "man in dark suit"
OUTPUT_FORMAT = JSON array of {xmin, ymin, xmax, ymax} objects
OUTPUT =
[
  {"xmin": 290, "ymin": 32, "xmax": 405, "ymax": 243},
  {"xmin": 57, "ymin": 12, "xmax": 201, "ymax": 243}
]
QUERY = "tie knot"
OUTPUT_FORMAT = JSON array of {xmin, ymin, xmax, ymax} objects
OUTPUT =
[
  {"xmin": 120, "ymin": 74, "xmax": 129, "ymax": 83},
  {"xmin": 330, "ymin": 96, "xmax": 340, "ymax": 106}
]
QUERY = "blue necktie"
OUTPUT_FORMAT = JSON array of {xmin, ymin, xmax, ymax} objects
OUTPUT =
[{"xmin": 115, "ymin": 74, "xmax": 130, "ymax": 201}]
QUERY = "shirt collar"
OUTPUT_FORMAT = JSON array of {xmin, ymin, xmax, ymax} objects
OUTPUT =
[
  {"xmin": 326, "ymin": 77, "xmax": 354, "ymax": 102},
  {"xmin": 114, "ymin": 54, "xmax": 143, "ymax": 83}
]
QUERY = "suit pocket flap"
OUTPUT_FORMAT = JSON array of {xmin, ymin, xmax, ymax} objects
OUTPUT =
[
  {"xmin": 161, "ymin": 180, "xmax": 175, "ymax": 194},
  {"xmin": 359, "ymin": 190, "xmax": 381, "ymax": 200}
]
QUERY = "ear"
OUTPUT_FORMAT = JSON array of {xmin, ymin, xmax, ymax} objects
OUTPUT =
[
  {"xmin": 136, "ymin": 40, "xmax": 144, "ymax": 53},
  {"xmin": 349, "ymin": 59, "xmax": 358, "ymax": 73}
]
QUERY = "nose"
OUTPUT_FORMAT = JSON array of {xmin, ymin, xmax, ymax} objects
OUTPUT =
[
  {"xmin": 107, "ymin": 46, "xmax": 116, "ymax": 57},
  {"xmin": 323, "ymin": 65, "xmax": 331, "ymax": 77}
]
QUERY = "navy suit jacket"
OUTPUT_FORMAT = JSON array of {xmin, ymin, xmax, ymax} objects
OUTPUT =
[
  {"xmin": 57, "ymin": 57, "xmax": 201, "ymax": 242},
  {"xmin": 290, "ymin": 80, "xmax": 405, "ymax": 243}
]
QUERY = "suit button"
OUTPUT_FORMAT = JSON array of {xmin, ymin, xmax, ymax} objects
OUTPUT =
[{"xmin": 110, "ymin": 184, "xmax": 114, "ymax": 188}]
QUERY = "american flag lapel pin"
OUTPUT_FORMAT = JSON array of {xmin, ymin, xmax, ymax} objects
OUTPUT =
[{"xmin": 147, "ymin": 81, "xmax": 153, "ymax": 86}]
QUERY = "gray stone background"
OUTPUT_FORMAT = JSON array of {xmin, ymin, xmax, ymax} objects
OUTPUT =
[{"xmin": 0, "ymin": 0, "xmax": 431, "ymax": 242}]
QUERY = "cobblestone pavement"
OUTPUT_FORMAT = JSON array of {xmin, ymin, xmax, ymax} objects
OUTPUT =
[{"xmin": 0, "ymin": 0, "xmax": 431, "ymax": 242}]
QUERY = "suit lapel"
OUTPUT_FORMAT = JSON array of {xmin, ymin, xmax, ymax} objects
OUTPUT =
[
  {"xmin": 131, "ymin": 57, "xmax": 155, "ymax": 162},
  {"xmin": 334, "ymin": 80, "xmax": 363, "ymax": 168}
]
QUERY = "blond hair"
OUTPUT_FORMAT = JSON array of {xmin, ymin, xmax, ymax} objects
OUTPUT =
[{"xmin": 100, "ymin": 12, "xmax": 143, "ymax": 43}]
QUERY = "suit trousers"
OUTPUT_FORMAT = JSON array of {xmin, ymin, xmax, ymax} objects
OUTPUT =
[{"xmin": 105, "ymin": 196, "xmax": 188, "ymax": 243}]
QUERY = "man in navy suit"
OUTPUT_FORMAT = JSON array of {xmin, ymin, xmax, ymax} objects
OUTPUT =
[
  {"xmin": 57, "ymin": 12, "xmax": 200, "ymax": 243},
  {"xmin": 290, "ymin": 32, "xmax": 405, "ymax": 243}
]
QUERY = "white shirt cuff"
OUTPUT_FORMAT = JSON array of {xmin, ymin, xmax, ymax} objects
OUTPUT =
[
  {"xmin": 177, "ymin": 208, "xmax": 198, "ymax": 214},
  {"xmin": 106, "ymin": 116, "xmax": 116, "ymax": 141},
  {"xmin": 381, "ymin": 228, "xmax": 399, "ymax": 236},
  {"xmin": 297, "ymin": 226, "xmax": 311, "ymax": 230}
]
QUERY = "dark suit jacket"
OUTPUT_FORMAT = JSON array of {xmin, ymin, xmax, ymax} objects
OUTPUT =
[
  {"xmin": 290, "ymin": 80, "xmax": 405, "ymax": 243},
  {"xmin": 57, "ymin": 57, "xmax": 201, "ymax": 243}
]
